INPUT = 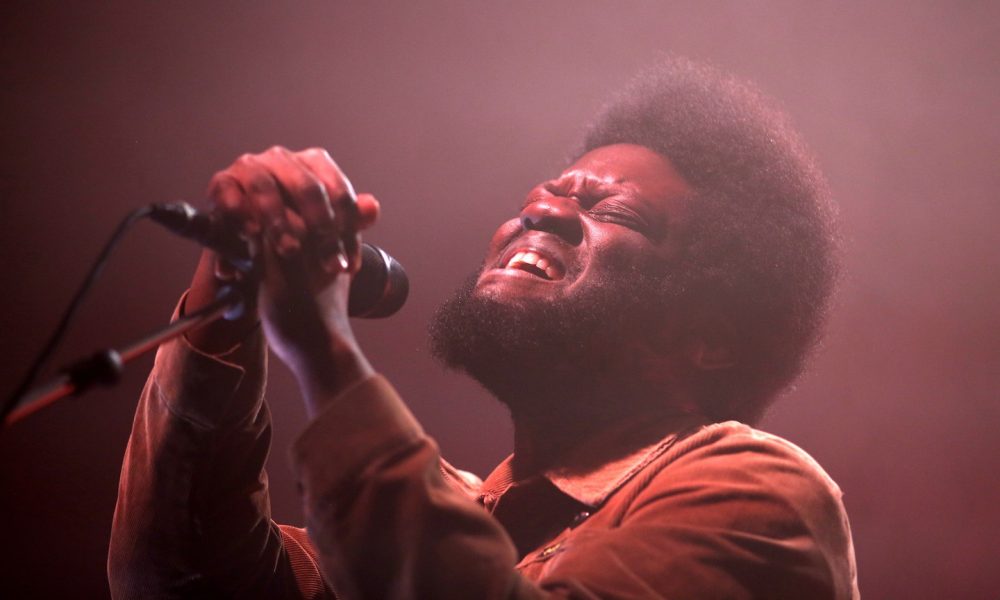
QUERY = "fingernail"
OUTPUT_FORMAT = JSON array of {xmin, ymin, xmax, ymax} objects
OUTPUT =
[
  {"xmin": 321, "ymin": 252, "xmax": 348, "ymax": 274},
  {"xmin": 215, "ymin": 262, "xmax": 236, "ymax": 281},
  {"xmin": 336, "ymin": 239, "xmax": 351, "ymax": 270}
]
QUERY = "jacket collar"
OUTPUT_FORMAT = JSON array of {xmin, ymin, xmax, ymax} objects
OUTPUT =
[{"xmin": 480, "ymin": 412, "xmax": 707, "ymax": 508}]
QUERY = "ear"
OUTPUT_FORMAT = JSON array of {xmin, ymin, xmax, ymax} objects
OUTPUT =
[
  {"xmin": 683, "ymin": 313, "xmax": 738, "ymax": 371},
  {"xmin": 626, "ymin": 335, "xmax": 708, "ymax": 415},
  {"xmin": 632, "ymin": 315, "xmax": 736, "ymax": 377}
]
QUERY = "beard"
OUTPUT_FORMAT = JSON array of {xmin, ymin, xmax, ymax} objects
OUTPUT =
[{"xmin": 428, "ymin": 264, "xmax": 673, "ymax": 421}]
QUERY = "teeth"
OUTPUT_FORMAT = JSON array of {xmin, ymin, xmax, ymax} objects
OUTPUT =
[
  {"xmin": 506, "ymin": 251, "xmax": 542, "ymax": 268},
  {"xmin": 504, "ymin": 248, "xmax": 563, "ymax": 280}
]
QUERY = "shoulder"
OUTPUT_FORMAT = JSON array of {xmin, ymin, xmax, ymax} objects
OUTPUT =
[
  {"xmin": 547, "ymin": 422, "xmax": 859, "ymax": 598},
  {"xmin": 664, "ymin": 421, "xmax": 844, "ymax": 497},
  {"xmin": 636, "ymin": 421, "xmax": 849, "ymax": 528},
  {"xmin": 627, "ymin": 421, "xmax": 857, "ymax": 593}
]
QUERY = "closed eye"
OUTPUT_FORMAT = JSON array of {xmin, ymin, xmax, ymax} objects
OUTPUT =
[{"xmin": 588, "ymin": 199, "xmax": 653, "ymax": 235}]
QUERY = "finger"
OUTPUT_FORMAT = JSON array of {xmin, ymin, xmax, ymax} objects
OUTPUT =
[
  {"xmin": 259, "ymin": 146, "xmax": 337, "ymax": 237},
  {"xmin": 260, "ymin": 231, "xmax": 311, "ymax": 296},
  {"xmin": 336, "ymin": 193, "xmax": 378, "ymax": 273},
  {"xmin": 294, "ymin": 148, "xmax": 361, "ymax": 270},
  {"xmin": 355, "ymin": 193, "xmax": 381, "ymax": 231},
  {"xmin": 294, "ymin": 148, "xmax": 358, "ymax": 225},
  {"xmin": 260, "ymin": 227, "xmax": 343, "ymax": 326},
  {"xmin": 231, "ymin": 153, "xmax": 300, "ymax": 258},
  {"xmin": 207, "ymin": 171, "xmax": 258, "ymax": 235},
  {"xmin": 319, "ymin": 238, "xmax": 351, "ymax": 275}
]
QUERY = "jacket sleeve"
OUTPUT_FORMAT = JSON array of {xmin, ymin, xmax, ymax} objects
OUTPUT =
[
  {"xmin": 107, "ymin": 299, "xmax": 329, "ymax": 599},
  {"xmin": 290, "ymin": 375, "xmax": 522, "ymax": 599}
]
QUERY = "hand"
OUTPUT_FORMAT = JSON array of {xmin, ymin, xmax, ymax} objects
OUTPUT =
[{"xmin": 186, "ymin": 146, "xmax": 379, "ymax": 408}]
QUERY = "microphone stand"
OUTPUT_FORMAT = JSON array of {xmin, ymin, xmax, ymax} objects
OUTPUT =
[{"xmin": 3, "ymin": 288, "xmax": 244, "ymax": 427}]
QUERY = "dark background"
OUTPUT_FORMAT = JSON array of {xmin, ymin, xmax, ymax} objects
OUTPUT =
[{"xmin": 2, "ymin": 2, "xmax": 998, "ymax": 597}]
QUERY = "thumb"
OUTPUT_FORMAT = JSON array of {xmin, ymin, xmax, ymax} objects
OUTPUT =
[{"xmin": 355, "ymin": 193, "xmax": 380, "ymax": 231}]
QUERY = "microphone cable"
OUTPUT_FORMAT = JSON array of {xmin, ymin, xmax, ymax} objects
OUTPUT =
[{"xmin": 2, "ymin": 205, "xmax": 154, "ymax": 426}]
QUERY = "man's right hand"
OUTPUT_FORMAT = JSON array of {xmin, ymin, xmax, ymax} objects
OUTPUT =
[
  {"xmin": 185, "ymin": 248, "xmax": 258, "ymax": 355},
  {"xmin": 183, "ymin": 147, "xmax": 379, "ymax": 373}
]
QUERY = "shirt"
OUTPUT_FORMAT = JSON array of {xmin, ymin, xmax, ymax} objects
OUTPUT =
[{"xmin": 108, "ymin": 302, "xmax": 859, "ymax": 599}]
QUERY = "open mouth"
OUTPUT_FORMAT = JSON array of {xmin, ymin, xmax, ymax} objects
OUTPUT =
[{"xmin": 499, "ymin": 248, "xmax": 566, "ymax": 280}]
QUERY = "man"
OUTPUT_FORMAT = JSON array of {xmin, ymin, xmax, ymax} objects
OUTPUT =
[{"xmin": 109, "ymin": 58, "xmax": 859, "ymax": 598}]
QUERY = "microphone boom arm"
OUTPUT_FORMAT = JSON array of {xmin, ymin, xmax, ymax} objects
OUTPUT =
[{"xmin": 3, "ymin": 287, "xmax": 243, "ymax": 427}]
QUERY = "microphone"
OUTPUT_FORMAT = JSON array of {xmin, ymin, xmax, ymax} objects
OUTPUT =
[{"xmin": 149, "ymin": 202, "xmax": 408, "ymax": 318}]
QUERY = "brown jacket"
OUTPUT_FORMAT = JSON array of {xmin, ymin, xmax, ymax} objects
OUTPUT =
[{"xmin": 109, "ymin": 308, "xmax": 858, "ymax": 599}]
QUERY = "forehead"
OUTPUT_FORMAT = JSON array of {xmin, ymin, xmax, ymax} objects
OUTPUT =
[
  {"xmin": 562, "ymin": 143, "xmax": 691, "ymax": 197},
  {"xmin": 562, "ymin": 144, "xmax": 689, "ymax": 191}
]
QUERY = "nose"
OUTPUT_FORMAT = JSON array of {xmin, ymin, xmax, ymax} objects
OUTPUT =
[{"xmin": 520, "ymin": 196, "xmax": 584, "ymax": 245}]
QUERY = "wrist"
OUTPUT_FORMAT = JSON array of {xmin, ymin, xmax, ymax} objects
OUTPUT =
[
  {"xmin": 185, "ymin": 251, "xmax": 260, "ymax": 354},
  {"xmin": 292, "ymin": 339, "xmax": 374, "ymax": 417}
]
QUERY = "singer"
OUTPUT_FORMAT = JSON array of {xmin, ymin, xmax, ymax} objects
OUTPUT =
[{"xmin": 108, "ymin": 58, "xmax": 858, "ymax": 598}]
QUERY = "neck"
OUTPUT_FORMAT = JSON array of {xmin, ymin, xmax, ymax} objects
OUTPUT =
[
  {"xmin": 501, "ymin": 379, "xmax": 690, "ymax": 479},
  {"xmin": 509, "ymin": 409, "xmax": 605, "ymax": 477}
]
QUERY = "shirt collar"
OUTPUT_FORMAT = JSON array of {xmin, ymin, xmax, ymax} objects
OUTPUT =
[{"xmin": 480, "ymin": 412, "xmax": 707, "ymax": 508}]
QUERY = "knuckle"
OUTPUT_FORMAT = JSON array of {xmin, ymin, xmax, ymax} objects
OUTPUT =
[
  {"xmin": 290, "ymin": 174, "xmax": 331, "ymax": 209},
  {"xmin": 207, "ymin": 171, "xmax": 230, "ymax": 189},
  {"xmin": 324, "ymin": 180, "xmax": 349, "ymax": 200},
  {"xmin": 303, "ymin": 147, "xmax": 340, "ymax": 169},
  {"xmin": 300, "ymin": 176, "xmax": 330, "ymax": 203},
  {"xmin": 207, "ymin": 171, "xmax": 241, "ymax": 198},
  {"xmin": 283, "ymin": 165, "xmax": 330, "ymax": 204},
  {"xmin": 245, "ymin": 171, "xmax": 276, "ymax": 195},
  {"xmin": 301, "ymin": 147, "xmax": 328, "ymax": 159}
]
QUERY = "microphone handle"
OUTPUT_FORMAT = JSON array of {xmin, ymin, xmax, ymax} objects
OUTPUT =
[
  {"xmin": 149, "ymin": 202, "xmax": 408, "ymax": 318},
  {"xmin": 150, "ymin": 202, "xmax": 254, "ymax": 270}
]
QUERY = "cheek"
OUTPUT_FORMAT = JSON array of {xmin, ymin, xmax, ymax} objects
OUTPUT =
[
  {"xmin": 586, "ymin": 228, "xmax": 660, "ymax": 272},
  {"xmin": 485, "ymin": 219, "xmax": 522, "ymax": 260}
]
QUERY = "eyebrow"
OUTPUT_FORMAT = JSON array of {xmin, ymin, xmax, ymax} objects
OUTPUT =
[{"xmin": 547, "ymin": 172, "xmax": 621, "ymax": 198}]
